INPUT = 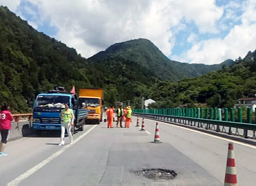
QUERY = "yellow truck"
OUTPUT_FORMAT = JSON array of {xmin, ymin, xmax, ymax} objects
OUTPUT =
[{"xmin": 79, "ymin": 88, "xmax": 103, "ymax": 124}]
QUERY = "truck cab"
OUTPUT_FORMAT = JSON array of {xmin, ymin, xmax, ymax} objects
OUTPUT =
[{"xmin": 79, "ymin": 88, "xmax": 103, "ymax": 124}]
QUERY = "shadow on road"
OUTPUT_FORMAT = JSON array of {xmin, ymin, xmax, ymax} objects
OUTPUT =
[{"xmin": 45, "ymin": 143, "xmax": 60, "ymax": 146}]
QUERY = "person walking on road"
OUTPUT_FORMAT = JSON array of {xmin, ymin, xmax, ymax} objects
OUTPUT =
[
  {"xmin": 0, "ymin": 103, "xmax": 13, "ymax": 156},
  {"xmin": 125, "ymin": 106, "xmax": 132, "ymax": 128},
  {"xmin": 106, "ymin": 106, "xmax": 114, "ymax": 128},
  {"xmin": 123, "ymin": 107, "xmax": 127, "ymax": 123},
  {"xmin": 59, "ymin": 103, "xmax": 74, "ymax": 146},
  {"xmin": 116, "ymin": 105, "xmax": 124, "ymax": 128}
]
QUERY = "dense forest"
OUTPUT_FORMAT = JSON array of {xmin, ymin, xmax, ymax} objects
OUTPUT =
[
  {"xmin": 148, "ymin": 51, "xmax": 256, "ymax": 109},
  {"xmin": 0, "ymin": 6, "xmax": 255, "ymax": 112}
]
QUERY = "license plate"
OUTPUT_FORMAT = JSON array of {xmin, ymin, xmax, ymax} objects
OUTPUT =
[{"xmin": 46, "ymin": 126, "xmax": 55, "ymax": 129}]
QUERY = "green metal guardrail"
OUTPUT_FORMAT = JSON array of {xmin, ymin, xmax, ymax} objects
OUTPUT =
[{"xmin": 132, "ymin": 107, "xmax": 256, "ymax": 139}]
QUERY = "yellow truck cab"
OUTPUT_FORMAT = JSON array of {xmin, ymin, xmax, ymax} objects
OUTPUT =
[{"xmin": 79, "ymin": 88, "xmax": 103, "ymax": 124}]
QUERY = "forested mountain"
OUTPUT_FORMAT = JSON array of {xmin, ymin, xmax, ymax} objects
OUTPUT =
[
  {"xmin": 0, "ymin": 6, "xmax": 253, "ymax": 112},
  {"xmin": 148, "ymin": 50, "xmax": 256, "ymax": 108},
  {"xmin": 89, "ymin": 39, "xmax": 234, "ymax": 81},
  {"xmin": 0, "ymin": 6, "xmax": 157, "ymax": 112}
]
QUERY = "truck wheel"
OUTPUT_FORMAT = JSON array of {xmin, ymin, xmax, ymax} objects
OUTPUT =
[
  {"xmin": 35, "ymin": 130, "xmax": 42, "ymax": 136},
  {"xmin": 97, "ymin": 119, "xmax": 100, "ymax": 124}
]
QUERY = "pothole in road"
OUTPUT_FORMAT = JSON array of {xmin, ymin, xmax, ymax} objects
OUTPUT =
[{"xmin": 131, "ymin": 168, "xmax": 177, "ymax": 180}]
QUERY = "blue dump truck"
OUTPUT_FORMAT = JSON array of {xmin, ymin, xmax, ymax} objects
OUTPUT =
[{"xmin": 32, "ymin": 87, "xmax": 88, "ymax": 136}]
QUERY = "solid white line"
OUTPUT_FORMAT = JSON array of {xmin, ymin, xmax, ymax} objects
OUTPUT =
[
  {"xmin": 162, "ymin": 121, "xmax": 256, "ymax": 149},
  {"xmin": 145, "ymin": 131, "xmax": 151, "ymax": 134},
  {"xmin": 7, "ymin": 125, "xmax": 97, "ymax": 186}
]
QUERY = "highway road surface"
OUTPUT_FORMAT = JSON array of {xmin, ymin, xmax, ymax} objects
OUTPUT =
[{"xmin": 1, "ymin": 118, "xmax": 256, "ymax": 185}]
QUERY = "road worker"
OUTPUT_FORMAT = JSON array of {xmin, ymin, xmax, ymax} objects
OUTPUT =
[
  {"xmin": 123, "ymin": 107, "xmax": 127, "ymax": 123},
  {"xmin": 0, "ymin": 103, "xmax": 13, "ymax": 156},
  {"xmin": 106, "ymin": 106, "xmax": 114, "ymax": 128},
  {"xmin": 116, "ymin": 105, "xmax": 124, "ymax": 128},
  {"xmin": 125, "ymin": 106, "xmax": 132, "ymax": 128}
]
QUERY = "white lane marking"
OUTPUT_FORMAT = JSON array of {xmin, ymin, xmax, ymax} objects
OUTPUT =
[
  {"xmin": 162, "ymin": 121, "xmax": 256, "ymax": 149},
  {"xmin": 145, "ymin": 131, "xmax": 151, "ymax": 135},
  {"xmin": 7, "ymin": 125, "xmax": 97, "ymax": 186}
]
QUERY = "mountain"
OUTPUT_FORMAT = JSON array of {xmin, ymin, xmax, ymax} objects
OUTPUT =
[
  {"xmin": 89, "ymin": 39, "xmax": 234, "ymax": 81},
  {"xmin": 0, "ymin": 6, "xmax": 251, "ymax": 112},
  {"xmin": 0, "ymin": 6, "xmax": 159, "ymax": 111}
]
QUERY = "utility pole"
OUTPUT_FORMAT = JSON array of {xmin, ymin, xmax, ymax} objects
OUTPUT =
[{"xmin": 127, "ymin": 100, "xmax": 130, "ymax": 106}]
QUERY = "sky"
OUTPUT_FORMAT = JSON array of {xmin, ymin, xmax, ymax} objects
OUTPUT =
[{"xmin": 1, "ymin": 0, "xmax": 256, "ymax": 65}]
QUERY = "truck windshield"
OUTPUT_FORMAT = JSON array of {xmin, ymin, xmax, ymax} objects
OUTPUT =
[
  {"xmin": 35, "ymin": 95, "xmax": 70, "ymax": 108},
  {"xmin": 80, "ymin": 98, "xmax": 100, "ymax": 108}
]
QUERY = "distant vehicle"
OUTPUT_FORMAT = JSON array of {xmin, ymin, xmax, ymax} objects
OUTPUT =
[
  {"xmin": 32, "ymin": 87, "xmax": 88, "ymax": 136},
  {"xmin": 79, "ymin": 88, "xmax": 103, "ymax": 124}
]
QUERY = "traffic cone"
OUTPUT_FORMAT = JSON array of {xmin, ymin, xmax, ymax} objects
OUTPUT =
[
  {"xmin": 224, "ymin": 143, "xmax": 237, "ymax": 186},
  {"xmin": 136, "ymin": 117, "xmax": 139, "ymax": 127},
  {"xmin": 153, "ymin": 122, "xmax": 161, "ymax": 143},
  {"xmin": 140, "ymin": 118, "xmax": 145, "ymax": 131}
]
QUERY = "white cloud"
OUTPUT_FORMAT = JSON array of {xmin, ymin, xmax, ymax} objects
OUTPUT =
[
  {"xmin": 174, "ymin": 22, "xmax": 256, "ymax": 64},
  {"xmin": 0, "ymin": 0, "xmax": 20, "ymax": 12},
  {"xmin": 2, "ymin": 0, "xmax": 256, "ymax": 66},
  {"xmin": 17, "ymin": 0, "xmax": 223, "ymax": 59}
]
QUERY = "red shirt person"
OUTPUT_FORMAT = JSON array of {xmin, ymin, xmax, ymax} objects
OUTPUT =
[{"xmin": 0, "ymin": 103, "xmax": 13, "ymax": 156}]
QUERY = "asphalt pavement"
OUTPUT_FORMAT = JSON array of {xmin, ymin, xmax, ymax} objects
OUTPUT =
[{"xmin": 1, "ymin": 118, "xmax": 256, "ymax": 185}]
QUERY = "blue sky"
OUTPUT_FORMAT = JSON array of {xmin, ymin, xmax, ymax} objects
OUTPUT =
[{"xmin": 1, "ymin": 0, "xmax": 256, "ymax": 64}]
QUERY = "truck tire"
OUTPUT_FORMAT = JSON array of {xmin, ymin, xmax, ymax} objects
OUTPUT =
[
  {"xmin": 35, "ymin": 130, "xmax": 42, "ymax": 136},
  {"xmin": 97, "ymin": 119, "xmax": 100, "ymax": 124}
]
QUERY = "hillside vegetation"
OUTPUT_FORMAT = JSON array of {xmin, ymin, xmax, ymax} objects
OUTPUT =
[
  {"xmin": 89, "ymin": 39, "xmax": 233, "ymax": 81},
  {"xmin": 0, "ymin": 7, "xmax": 157, "ymax": 111},
  {"xmin": 148, "ymin": 51, "xmax": 256, "ymax": 108},
  {"xmin": 0, "ymin": 6, "xmax": 252, "ymax": 112}
]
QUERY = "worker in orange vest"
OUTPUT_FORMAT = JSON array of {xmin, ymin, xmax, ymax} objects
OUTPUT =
[
  {"xmin": 125, "ymin": 106, "xmax": 132, "ymax": 128},
  {"xmin": 106, "ymin": 106, "xmax": 114, "ymax": 128},
  {"xmin": 123, "ymin": 107, "xmax": 127, "ymax": 123}
]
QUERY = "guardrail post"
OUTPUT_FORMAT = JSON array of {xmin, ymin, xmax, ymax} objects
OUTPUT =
[
  {"xmin": 200, "ymin": 108, "xmax": 204, "ymax": 127},
  {"xmin": 200, "ymin": 108, "xmax": 203, "ymax": 119},
  {"xmin": 214, "ymin": 108, "xmax": 217, "ymax": 120},
  {"xmin": 224, "ymin": 108, "xmax": 228, "ymax": 121},
  {"xmin": 247, "ymin": 107, "xmax": 251, "ymax": 123},
  {"xmin": 244, "ymin": 107, "xmax": 251, "ymax": 138},
  {"xmin": 205, "ymin": 108, "xmax": 209, "ymax": 119},
  {"xmin": 210, "ymin": 108, "xmax": 213, "ymax": 119},
  {"xmin": 190, "ymin": 108, "xmax": 193, "ymax": 126},
  {"xmin": 230, "ymin": 108, "xmax": 235, "ymax": 122},
  {"xmin": 205, "ymin": 108, "xmax": 209, "ymax": 129},
  {"xmin": 216, "ymin": 108, "xmax": 221, "ymax": 132},
  {"xmin": 238, "ymin": 107, "xmax": 242, "ymax": 123},
  {"xmin": 228, "ymin": 108, "xmax": 234, "ymax": 135},
  {"xmin": 197, "ymin": 108, "xmax": 200, "ymax": 127}
]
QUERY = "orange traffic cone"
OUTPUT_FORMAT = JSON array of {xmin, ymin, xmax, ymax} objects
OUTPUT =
[
  {"xmin": 140, "ymin": 118, "xmax": 145, "ymax": 131},
  {"xmin": 224, "ymin": 143, "xmax": 237, "ymax": 186},
  {"xmin": 153, "ymin": 122, "xmax": 161, "ymax": 143}
]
